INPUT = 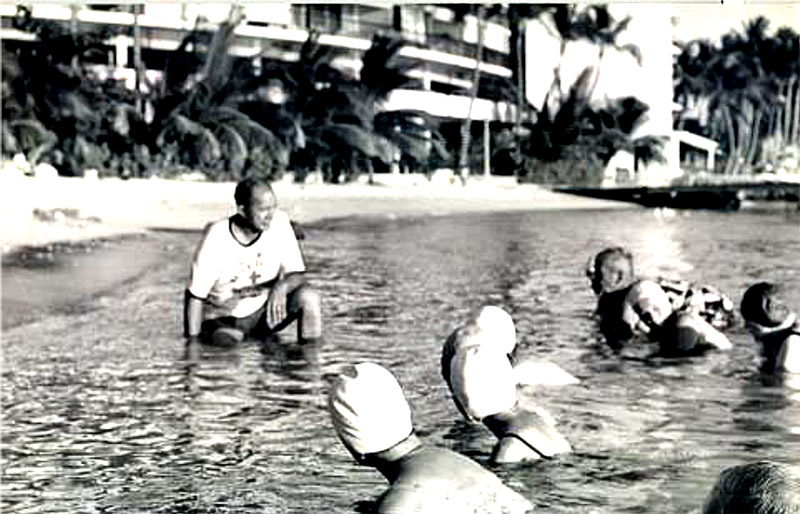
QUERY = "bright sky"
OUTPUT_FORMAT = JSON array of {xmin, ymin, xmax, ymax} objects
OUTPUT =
[{"xmin": 672, "ymin": 2, "xmax": 800, "ymax": 43}]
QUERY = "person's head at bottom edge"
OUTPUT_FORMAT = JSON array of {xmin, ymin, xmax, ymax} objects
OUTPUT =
[{"xmin": 703, "ymin": 461, "xmax": 800, "ymax": 514}]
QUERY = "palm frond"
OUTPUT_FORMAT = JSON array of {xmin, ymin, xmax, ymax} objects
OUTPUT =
[
  {"xmin": 228, "ymin": 118, "xmax": 283, "ymax": 152},
  {"xmin": 197, "ymin": 126, "xmax": 222, "ymax": 168},
  {"xmin": 198, "ymin": 106, "xmax": 253, "ymax": 126},
  {"xmin": 9, "ymin": 119, "xmax": 56, "ymax": 151},
  {"xmin": 322, "ymin": 123, "xmax": 381, "ymax": 159},
  {"xmin": 201, "ymin": 12, "xmax": 242, "ymax": 95}
]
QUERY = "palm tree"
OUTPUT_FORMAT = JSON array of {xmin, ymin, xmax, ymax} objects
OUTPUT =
[
  {"xmin": 451, "ymin": 5, "xmax": 484, "ymax": 181},
  {"xmin": 546, "ymin": 5, "xmax": 641, "ymax": 108},
  {"xmin": 143, "ymin": 7, "xmax": 306, "ymax": 181},
  {"xmin": 708, "ymin": 19, "xmax": 776, "ymax": 175},
  {"xmin": 299, "ymin": 34, "xmax": 415, "ymax": 184},
  {"xmin": 506, "ymin": 5, "xmax": 557, "ymax": 146},
  {"xmin": 3, "ymin": 6, "xmax": 120, "ymax": 175},
  {"xmin": 769, "ymin": 28, "xmax": 800, "ymax": 146}
]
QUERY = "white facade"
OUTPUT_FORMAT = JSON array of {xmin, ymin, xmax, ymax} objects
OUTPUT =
[{"xmin": 525, "ymin": 5, "xmax": 682, "ymax": 185}]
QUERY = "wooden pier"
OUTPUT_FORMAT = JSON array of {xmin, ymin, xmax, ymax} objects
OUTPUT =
[{"xmin": 555, "ymin": 180, "xmax": 800, "ymax": 211}]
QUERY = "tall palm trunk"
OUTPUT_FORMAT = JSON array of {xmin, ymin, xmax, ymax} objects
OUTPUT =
[
  {"xmin": 793, "ymin": 77, "xmax": 800, "ymax": 144},
  {"xmin": 457, "ymin": 5, "xmax": 485, "ymax": 183},
  {"xmin": 734, "ymin": 101, "xmax": 755, "ymax": 175},
  {"xmin": 133, "ymin": 4, "xmax": 142, "ymax": 114},
  {"xmin": 722, "ymin": 105, "xmax": 738, "ymax": 175},
  {"xmin": 744, "ymin": 104, "xmax": 764, "ymax": 168},
  {"xmin": 783, "ymin": 78, "xmax": 794, "ymax": 143},
  {"xmin": 512, "ymin": 19, "xmax": 525, "ymax": 168}
]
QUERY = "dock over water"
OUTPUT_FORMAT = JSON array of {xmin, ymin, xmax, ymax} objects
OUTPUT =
[{"xmin": 556, "ymin": 179, "xmax": 800, "ymax": 211}]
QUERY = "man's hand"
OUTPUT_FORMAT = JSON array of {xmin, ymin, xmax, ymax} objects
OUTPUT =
[{"xmin": 266, "ymin": 282, "xmax": 289, "ymax": 330}]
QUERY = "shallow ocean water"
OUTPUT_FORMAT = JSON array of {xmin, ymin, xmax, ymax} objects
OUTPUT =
[{"xmin": 2, "ymin": 207, "xmax": 799, "ymax": 514}]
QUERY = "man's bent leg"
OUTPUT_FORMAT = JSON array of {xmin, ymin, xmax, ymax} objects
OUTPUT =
[
  {"xmin": 275, "ymin": 285, "xmax": 322, "ymax": 344},
  {"xmin": 291, "ymin": 286, "xmax": 322, "ymax": 342},
  {"xmin": 201, "ymin": 317, "xmax": 245, "ymax": 347},
  {"xmin": 265, "ymin": 285, "xmax": 322, "ymax": 344},
  {"xmin": 201, "ymin": 310, "xmax": 263, "ymax": 347}
]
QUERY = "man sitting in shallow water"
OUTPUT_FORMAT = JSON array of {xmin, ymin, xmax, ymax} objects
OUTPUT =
[
  {"xmin": 183, "ymin": 178, "xmax": 322, "ymax": 346},
  {"xmin": 328, "ymin": 362, "xmax": 533, "ymax": 514},
  {"xmin": 587, "ymin": 246, "xmax": 734, "ymax": 355}
]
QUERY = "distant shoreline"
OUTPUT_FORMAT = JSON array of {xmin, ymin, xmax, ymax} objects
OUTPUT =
[{"xmin": 0, "ymin": 174, "xmax": 632, "ymax": 256}]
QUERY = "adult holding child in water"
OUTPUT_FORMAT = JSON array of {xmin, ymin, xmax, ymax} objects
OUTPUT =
[
  {"xmin": 183, "ymin": 177, "xmax": 322, "ymax": 347},
  {"xmin": 586, "ymin": 246, "xmax": 734, "ymax": 356}
]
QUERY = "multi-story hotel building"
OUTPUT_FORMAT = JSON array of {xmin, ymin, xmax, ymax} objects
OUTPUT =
[{"xmin": 1, "ymin": 3, "xmax": 699, "ymax": 184}]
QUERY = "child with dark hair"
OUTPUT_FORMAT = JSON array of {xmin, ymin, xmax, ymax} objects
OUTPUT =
[
  {"xmin": 741, "ymin": 282, "xmax": 800, "ymax": 373},
  {"xmin": 703, "ymin": 461, "xmax": 800, "ymax": 514}
]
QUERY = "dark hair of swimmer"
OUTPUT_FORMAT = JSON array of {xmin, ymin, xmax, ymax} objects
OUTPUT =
[
  {"xmin": 703, "ymin": 461, "xmax": 800, "ymax": 514},
  {"xmin": 588, "ymin": 247, "xmax": 634, "ymax": 295},
  {"xmin": 234, "ymin": 177, "xmax": 275, "ymax": 208},
  {"xmin": 741, "ymin": 282, "xmax": 791, "ymax": 328}
]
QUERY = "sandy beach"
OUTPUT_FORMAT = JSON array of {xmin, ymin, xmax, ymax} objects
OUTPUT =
[{"xmin": 0, "ymin": 172, "xmax": 630, "ymax": 254}]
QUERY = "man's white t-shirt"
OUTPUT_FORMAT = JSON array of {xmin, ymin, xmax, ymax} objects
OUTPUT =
[{"xmin": 188, "ymin": 210, "xmax": 305, "ymax": 318}]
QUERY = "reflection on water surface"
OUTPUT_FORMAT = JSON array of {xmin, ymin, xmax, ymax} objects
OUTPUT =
[{"xmin": 3, "ymin": 208, "xmax": 799, "ymax": 513}]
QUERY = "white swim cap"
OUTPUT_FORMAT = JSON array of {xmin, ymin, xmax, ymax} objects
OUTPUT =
[
  {"xmin": 328, "ymin": 362, "xmax": 413, "ymax": 456},
  {"xmin": 626, "ymin": 280, "xmax": 673, "ymax": 325},
  {"xmin": 444, "ymin": 323, "xmax": 494, "ymax": 358},
  {"xmin": 450, "ymin": 345, "xmax": 517, "ymax": 422},
  {"xmin": 472, "ymin": 305, "xmax": 517, "ymax": 355}
]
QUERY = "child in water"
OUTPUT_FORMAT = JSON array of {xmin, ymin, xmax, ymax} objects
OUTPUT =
[
  {"xmin": 441, "ymin": 306, "xmax": 574, "ymax": 464},
  {"xmin": 741, "ymin": 282, "xmax": 800, "ymax": 373},
  {"xmin": 327, "ymin": 362, "xmax": 533, "ymax": 514},
  {"xmin": 702, "ymin": 461, "xmax": 800, "ymax": 514},
  {"xmin": 586, "ymin": 247, "xmax": 734, "ymax": 355}
]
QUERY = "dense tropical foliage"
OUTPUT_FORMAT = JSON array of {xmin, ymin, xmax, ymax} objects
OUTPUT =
[
  {"xmin": 510, "ymin": 4, "xmax": 663, "ymax": 185},
  {"xmin": 674, "ymin": 16, "xmax": 800, "ymax": 175},
  {"xmin": 1, "ymin": 5, "xmax": 442, "ymax": 183},
  {"xmin": 12, "ymin": 4, "xmax": 796, "ymax": 185}
]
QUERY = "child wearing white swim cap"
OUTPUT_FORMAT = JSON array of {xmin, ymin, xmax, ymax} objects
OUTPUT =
[
  {"xmin": 442, "ymin": 306, "xmax": 573, "ymax": 464},
  {"xmin": 327, "ymin": 362, "xmax": 533, "ymax": 514}
]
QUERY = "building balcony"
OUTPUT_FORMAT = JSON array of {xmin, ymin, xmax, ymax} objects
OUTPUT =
[{"xmin": 0, "ymin": 3, "xmax": 516, "ymax": 122}]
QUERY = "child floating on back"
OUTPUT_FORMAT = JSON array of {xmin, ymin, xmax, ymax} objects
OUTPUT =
[
  {"xmin": 741, "ymin": 282, "xmax": 800, "ymax": 373},
  {"xmin": 441, "ymin": 306, "xmax": 574, "ymax": 464},
  {"xmin": 586, "ymin": 247, "xmax": 734, "ymax": 355}
]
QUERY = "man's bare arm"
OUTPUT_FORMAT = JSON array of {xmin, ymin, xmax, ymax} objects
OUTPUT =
[
  {"xmin": 184, "ymin": 290, "xmax": 205, "ymax": 340},
  {"xmin": 266, "ymin": 271, "xmax": 307, "ymax": 329}
]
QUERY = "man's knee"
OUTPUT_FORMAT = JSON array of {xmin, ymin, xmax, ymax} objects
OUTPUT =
[{"xmin": 293, "ymin": 286, "xmax": 321, "ymax": 312}]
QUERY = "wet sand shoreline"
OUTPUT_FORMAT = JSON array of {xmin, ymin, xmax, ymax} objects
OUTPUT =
[{"xmin": 1, "ymin": 174, "xmax": 632, "ymax": 257}]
